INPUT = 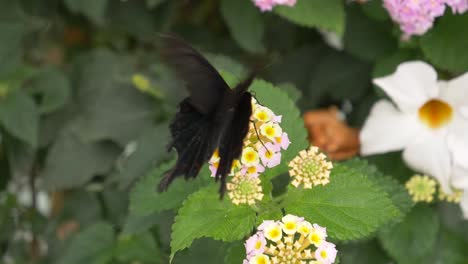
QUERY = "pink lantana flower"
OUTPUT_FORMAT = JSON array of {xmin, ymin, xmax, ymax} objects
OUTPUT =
[
  {"xmin": 259, "ymin": 143, "xmax": 281, "ymax": 168},
  {"xmin": 275, "ymin": 132, "xmax": 291, "ymax": 150},
  {"xmin": 245, "ymin": 232, "xmax": 267, "ymax": 257},
  {"xmin": 315, "ymin": 241, "xmax": 338, "ymax": 264},
  {"xmin": 241, "ymin": 164, "xmax": 265, "ymax": 178}
]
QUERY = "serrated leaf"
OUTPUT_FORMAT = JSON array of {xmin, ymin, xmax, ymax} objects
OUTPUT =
[
  {"xmin": 220, "ymin": 0, "xmax": 265, "ymax": 53},
  {"xmin": 378, "ymin": 205, "xmax": 439, "ymax": 264},
  {"xmin": 342, "ymin": 158, "xmax": 413, "ymax": 223},
  {"xmin": 26, "ymin": 67, "xmax": 71, "ymax": 114},
  {"xmin": 421, "ymin": 13, "xmax": 468, "ymax": 73},
  {"xmin": 129, "ymin": 161, "xmax": 211, "ymax": 216},
  {"xmin": 0, "ymin": 90, "xmax": 38, "ymax": 146},
  {"xmin": 275, "ymin": 0, "xmax": 345, "ymax": 35},
  {"xmin": 57, "ymin": 222, "xmax": 115, "ymax": 264},
  {"xmin": 284, "ymin": 163, "xmax": 400, "ymax": 240},
  {"xmin": 64, "ymin": 0, "xmax": 108, "ymax": 26},
  {"xmin": 170, "ymin": 186, "xmax": 256, "ymax": 259}
]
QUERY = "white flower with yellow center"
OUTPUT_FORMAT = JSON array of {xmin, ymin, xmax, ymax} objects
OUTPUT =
[
  {"xmin": 260, "ymin": 122, "xmax": 282, "ymax": 141},
  {"xmin": 281, "ymin": 214, "xmax": 302, "ymax": 235},
  {"xmin": 297, "ymin": 221, "xmax": 312, "ymax": 236},
  {"xmin": 308, "ymin": 224, "xmax": 327, "ymax": 247},
  {"xmin": 360, "ymin": 61, "xmax": 468, "ymax": 216},
  {"xmin": 249, "ymin": 254, "xmax": 271, "ymax": 264},
  {"xmin": 254, "ymin": 106, "xmax": 274, "ymax": 123},
  {"xmin": 263, "ymin": 222, "xmax": 283, "ymax": 242},
  {"xmin": 241, "ymin": 147, "xmax": 260, "ymax": 166}
]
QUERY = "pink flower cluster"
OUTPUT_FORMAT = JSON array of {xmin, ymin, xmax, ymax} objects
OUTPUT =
[
  {"xmin": 243, "ymin": 215, "xmax": 338, "ymax": 264},
  {"xmin": 383, "ymin": 0, "xmax": 468, "ymax": 38},
  {"xmin": 209, "ymin": 98, "xmax": 290, "ymax": 179},
  {"xmin": 253, "ymin": 0, "xmax": 297, "ymax": 12}
]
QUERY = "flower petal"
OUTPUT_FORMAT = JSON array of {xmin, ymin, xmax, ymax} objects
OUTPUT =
[
  {"xmin": 402, "ymin": 130, "xmax": 452, "ymax": 192},
  {"xmin": 440, "ymin": 72, "xmax": 468, "ymax": 108},
  {"xmin": 452, "ymin": 165, "xmax": 468, "ymax": 190},
  {"xmin": 373, "ymin": 61, "xmax": 438, "ymax": 113},
  {"xmin": 448, "ymin": 113, "xmax": 468, "ymax": 168},
  {"xmin": 360, "ymin": 100, "xmax": 422, "ymax": 155}
]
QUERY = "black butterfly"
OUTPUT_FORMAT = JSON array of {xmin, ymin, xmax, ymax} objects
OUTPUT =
[{"xmin": 157, "ymin": 34, "xmax": 254, "ymax": 198}]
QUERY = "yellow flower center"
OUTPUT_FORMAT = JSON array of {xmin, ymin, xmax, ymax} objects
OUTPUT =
[
  {"xmin": 246, "ymin": 152, "xmax": 256, "ymax": 162},
  {"xmin": 257, "ymin": 257, "xmax": 267, "ymax": 264},
  {"xmin": 265, "ymin": 126, "xmax": 275, "ymax": 137},
  {"xmin": 418, "ymin": 99, "xmax": 453, "ymax": 129},
  {"xmin": 256, "ymin": 111, "xmax": 268, "ymax": 121},
  {"xmin": 265, "ymin": 151, "xmax": 273, "ymax": 159},
  {"xmin": 255, "ymin": 241, "xmax": 262, "ymax": 250},
  {"xmin": 268, "ymin": 229, "xmax": 280, "ymax": 240},
  {"xmin": 275, "ymin": 137, "xmax": 282, "ymax": 144},
  {"xmin": 248, "ymin": 166, "xmax": 257, "ymax": 174},
  {"xmin": 320, "ymin": 250, "xmax": 327, "ymax": 258},
  {"xmin": 285, "ymin": 222, "xmax": 295, "ymax": 231},
  {"xmin": 310, "ymin": 233, "xmax": 320, "ymax": 244}
]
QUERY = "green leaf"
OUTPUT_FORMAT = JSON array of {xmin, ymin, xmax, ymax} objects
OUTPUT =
[
  {"xmin": 146, "ymin": 0, "xmax": 166, "ymax": 9},
  {"xmin": 64, "ymin": 0, "xmax": 108, "ymax": 26},
  {"xmin": 57, "ymin": 222, "xmax": 115, "ymax": 264},
  {"xmin": 129, "ymin": 161, "xmax": 211, "ymax": 216},
  {"xmin": 275, "ymin": 0, "xmax": 345, "ymax": 35},
  {"xmin": 344, "ymin": 5, "xmax": 397, "ymax": 62},
  {"xmin": 339, "ymin": 240, "xmax": 392, "ymax": 264},
  {"xmin": 284, "ymin": 163, "xmax": 400, "ymax": 240},
  {"xmin": 220, "ymin": 0, "xmax": 265, "ymax": 53},
  {"xmin": 26, "ymin": 67, "xmax": 71, "ymax": 114},
  {"xmin": 41, "ymin": 130, "xmax": 120, "ymax": 190},
  {"xmin": 0, "ymin": 90, "xmax": 38, "ymax": 146},
  {"xmin": 378, "ymin": 205, "xmax": 439, "ymax": 264},
  {"xmin": 173, "ymin": 238, "xmax": 229, "ymax": 264},
  {"xmin": 342, "ymin": 158, "xmax": 413, "ymax": 223},
  {"xmin": 115, "ymin": 233, "xmax": 164, "ymax": 263},
  {"xmin": 250, "ymin": 79, "xmax": 308, "ymax": 178},
  {"xmin": 72, "ymin": 49, "xmax": 155, "ymax": 145},
  {"xmin": 112, "ymin": 124, "xmax": 171, "ymax": 189},
  {"xmin": 431, "ymin": 228, "xmax": 468, "ymax": 264},
  {"xmin": 372, "ymin": 49, "xmax": 418, "ymax": 78},
  {"xmin": 421, "ymin": 13, "xmax": 468, "ymax": 73},
  {"xmin": 170, "ymin": 185, "xmax": 256, "ymax": 259},
  {"xmin": 225, "ymin": 241, "xmax": 245, "ymax": 264}
]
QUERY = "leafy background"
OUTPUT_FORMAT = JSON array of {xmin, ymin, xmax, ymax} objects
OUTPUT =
[{"xmin": 1, "ymin": 0, "xmax": 468, "ymax": 263}]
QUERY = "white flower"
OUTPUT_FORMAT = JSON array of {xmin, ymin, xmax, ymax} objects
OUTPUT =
[{"xmin": 360, "ymin": 61, "xmax": 468, "ymax": 208}]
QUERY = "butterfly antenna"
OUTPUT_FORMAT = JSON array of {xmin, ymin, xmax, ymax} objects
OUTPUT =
[{"xmin": 251, "ymin": 120, "xmax": 270, "ymax": 155}]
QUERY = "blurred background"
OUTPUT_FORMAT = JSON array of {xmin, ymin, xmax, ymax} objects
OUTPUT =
[{"xmin": 1, "ymin": 0, "xmax": 467, "ymax": 263}]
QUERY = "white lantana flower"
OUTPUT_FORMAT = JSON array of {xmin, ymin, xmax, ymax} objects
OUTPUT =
[{"xmin": 360, "ymin": 61, "xmax": 468, "ymax": 216}]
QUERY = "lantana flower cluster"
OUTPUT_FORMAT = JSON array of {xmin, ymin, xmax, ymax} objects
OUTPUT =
[
  {"xmin": 209, "ymin": 99, "xmax": 290, "ymax": 205},
  {"xmin": 253, "ymin": 0, "xmax": 297, "ymax": 12},
  {"xmin": 383, "ymin": 0, "xmax": 468, "ymax": 38},
  {"xmin": 406, "ymin": 174, "xmax": 464, "ymax": 203},
  {"xmin": 244, "ymin": 214, "xmax": 338, "ymax": 264},
  {"xmin": 288, "ymin": 147, "xmax": 333, "ymax": 189}
]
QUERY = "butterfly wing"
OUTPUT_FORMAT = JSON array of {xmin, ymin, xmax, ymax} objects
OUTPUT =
[
  {"xmin": 158, "ymin": 99, "xmax": 217, "ymax": 191},
  {"xmin": 215, "ymin": 92, "xmax": 253, "ymax": 197},
  {"xmin": 159, "ymin": 34, "xmax": 231, "ymax": 115}
]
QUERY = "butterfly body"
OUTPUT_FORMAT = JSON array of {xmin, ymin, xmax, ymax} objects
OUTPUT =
[{"xmin": 158, "ymin": 34, "xmax": 254, "ymax": 197}]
